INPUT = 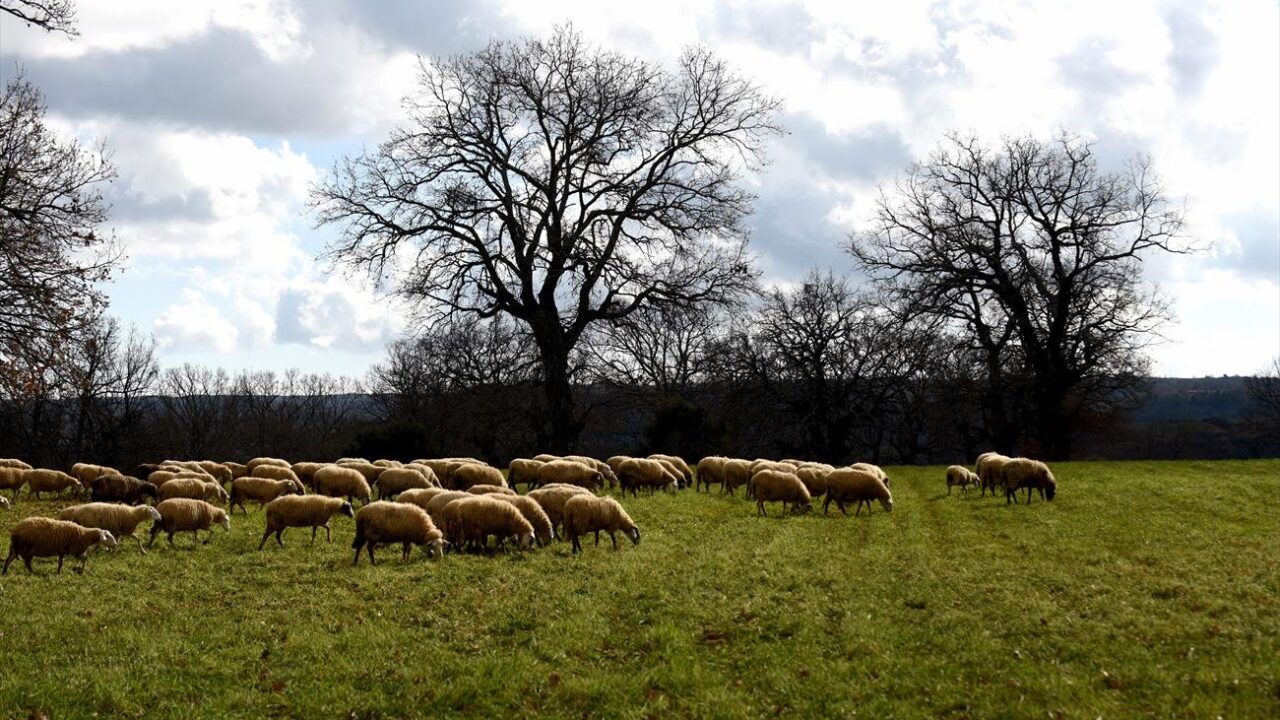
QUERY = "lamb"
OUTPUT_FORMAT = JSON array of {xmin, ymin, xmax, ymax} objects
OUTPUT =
[
  {"xmin": 527, "ymin": 485, "xmax": 594, "ymax": 535},
  {"xmin": 945, "ymin": 465, "xmax": 980, "ymax": 495},
  {"xmin": 3, "ymin": 518, "xmax": 118, "ymax": 574},
  {"xmin": 489, "ymin": 494, "xmax": 556, "ymax": 546},
  {"xmin": 565, "ymin": 455, "xmax": 618, "ymax": 488},
  {"xmin": 313, "ymin": 465, "xmax": 372, "ymax": 505},
  {"xmin": 447, "ymin": 495, "xmax": 535, "ymax": 552},
  {"xmin": 1001, "ymin": 458, "xmax": 1057, "ymax": 505},
  {"xmin": 696, "ymin": 456, "xmax": 726, "ymax": 492},
  {"xmin": 849, "ymin": 462, "xmax": 891, "ymax": 488},
  {"xmin": 56, "ymin": 503, "xmax": 162, "ymax": 554},
  {"xmin": 158, "ymin": 477, "xmax": 229, "ymax": 505},
  {"xmin": 451, "ymin": 463, "xmax": 506, "ymax": 490},
  {"xmin": 148, "ymin": 499, "xmax": 230, "ymax": 548},
  {"xmin": 507, "ymin": 458, "xmax": 546, "ymax": 490},
  {"xmin": 374, "ymin": 467, "xmax": 435, "ymax": 499},
  {"xmin": 649, "ymin": 454, "xmax": 692, "ymax": 487},
  {"xmin": 0, "ymin": 458, "xmax": 33, "ymax": 470},
  {"xmin": 535, "ymin": 460, "xmax": 602, "ymax": 492},
  {"xmin": 466, "ymin": 484, "xmax": 517, "ymax": 496},
  {"xmin": 616, "ymin": 458, "xmax": 679, "ymax": 496},
  {"xmin": 351, "ymin": 501, "xmax": 446, "ymax": 564},
  {"xmin": 246, "ymin": 457, "xmax": 291, "ymax": 472},
  {"xmin": 23, "ymin": 469, "xmax": 84, "ymax": 499},
  {"xmin": 395, "ymin": 487, "xmax": 452, "ymax": 513},
  {"xmin": 90, "ymin": 474, "xmax": 158, "ymax": 505},
  {"xmin": 562, "ymin": 495, "xmax": 640, "ymax": 554},
  {"xmin": 0, "ymin": 467, "xmax": 27, "ymax": 499},
  {"xmin": 251, "ymin": 464, "xmax": 301, "ymax": 485},
  {"xmin": 722, "ymin": 459, "xmax": 752, "ymax": 495},
  {"xmin": 230, "ymin": 477, "xmax": 303, "ymax": 513},
  {"xmin": 976, "ymin": 452, "xmax": 1010, "ymax": 497},
  {"xmin": 259, "ymin": 495, "xmax": 354, "ymax": 549},
  {"xmin": 751, "ymin": 469, "xmax": 813, "ymax": 517},
  {"xmin": 824, "ymin": 468, "xmax": 893, "ymax": 516}
]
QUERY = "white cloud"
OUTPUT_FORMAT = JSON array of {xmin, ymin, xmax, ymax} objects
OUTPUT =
[{"xmin": 154, "ymin": 290, "xmax": 241, "ymax": 352}]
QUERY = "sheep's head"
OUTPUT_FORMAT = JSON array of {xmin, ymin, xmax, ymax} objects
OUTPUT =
[
  {"xmin": 517, "ymin": 531, "xmax": 535, "ymax": 551},
  {"xmin": 145, "ymin": 506, "xmax": 162, "ymax": 523},
  {"xmin": 422, "ymin": 537, "xmax": 447, "ymax": 559},
  {"xmin": 96, "ymin": 530, "xmax": 119, "ymax": 550},
  {"xmin": 0, "ymin": 496, "xmax": 10, "ymax": 510},
  {"xmin": 879, "ymin": 496, "xmax": 893, "ymax": 513},
  {"xmin": 215, "ymin": 511, "xmax": 231, "ymax": 531},
  {"xmin": 627, "ymin": 527, "xmax": 641, "ymax": 545},
  {"xmin": 1044, "ymin": 479, "xmax": 1057, "ymax": 501},
  {"xmin": 790, "ymin": 501, "xmax": 813, "ymax": 516},
  {"xmin": 339, "ymin": 501, "xmax": 355, "ymax": 518},
  {"xmin": 141, "ymin": 482, "xmax": 158, "ymax": 498},
  {"xmin": 287, "ymin": 481, "xmax": 304, "ymax": 496}
]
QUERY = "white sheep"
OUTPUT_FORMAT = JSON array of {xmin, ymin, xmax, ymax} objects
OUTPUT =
[
  {"xmin": 562, "ymin": 495, "xmax": 640, "ymax": 554},
  {"xmin": 148, "ymin": 499, "xmax": 230, "ymax": 548},
  {"xmin": 351, "ymin": 501, "xmax": 446, "ymax": 564},
  {"xmin": 57, "ymin": 503, "xmax": 162, "ymax": 554},
  {"xmin": 751, "ymin": 469, "xmax": 813, "ymax": 516},
  {"xmin": 4, "ymin": 517, "xmax": 117, "ymax": 574},
  {"xmin": 260, "ymin": 495, "xmax": 355, "ymax": 549}
]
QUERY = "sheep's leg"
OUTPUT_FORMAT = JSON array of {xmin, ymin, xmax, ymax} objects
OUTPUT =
[
  {"xmin": 367, "ymin": 545, "xmax": 377, "ymax": 565},
  {"xmin": 134, "ymin": 535, "xmax": 147, "ymax": 555},
  {"xmin": 594, "ymin": 530, "xmax": 601, "ymax": 546},
  {"xmin": 402, "ymin": 542, "xmax": 410, "ymax": 560},
  {"xmin": 276, "ymin": 529, "xmax": 285, "ymax": 547},
  {"xmin": 325, "ymin": 523, "xmax": 333, "ymax": 542},
  {"xmin": 56, "ymin": 555, "xmax": 65, "ymax": 573},
  {"xmin": 571, "ymin": 534, "xmax": 581, "ymax": 554},
  {"xmin": 756, "ymin": 500, "xmax": 765, "ymax": 516},
  {"xmin": 1, "ymin": 552, "xmax": 14, "ymax": 575},
  {"xmin": 166, "ymin": 532, "xmax": 175, "ymax": 547},
  {"xmin": 352, "ymin": 543, "xmax": 362, "ymax": 565},
  {"xmin": 258, "ymin": 529, "xmax": 271, "ymax": 551},
  {"xmin": 854, "ymin": 502, "xmax": 862, "ymax": 517},
  {"xmin": 839, "ymin": 502, "xmax": 848, "ymax": 516},
  {"xmin": 610, "ymin": 531, "xmax": 618, "ymax": 550},
  {"xmin": 311, "ymin": 527, "xmax": 319, "ymax": 544}
]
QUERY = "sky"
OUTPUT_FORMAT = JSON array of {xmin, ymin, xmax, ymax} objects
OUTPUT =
[{"xmin": 1, "ymin": 0, "xmax": 1276, "ymax": 378}]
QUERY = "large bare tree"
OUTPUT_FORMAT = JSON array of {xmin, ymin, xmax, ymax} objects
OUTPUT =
[
  {"xmin": 313, "ymin": 27, "xmax": 780, "ymax": 451},
  {"xmin": 850, "ymin": 133, "xmax": 1186, "ymax": 459},
  {"xmin": 0, "ymin": 0, "xmax": 77, "ymax": 36}
]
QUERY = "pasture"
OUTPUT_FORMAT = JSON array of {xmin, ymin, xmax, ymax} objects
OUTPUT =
[{"xmin": 0, "ymin": 459, "xmax": 1277, "ymax": 718}]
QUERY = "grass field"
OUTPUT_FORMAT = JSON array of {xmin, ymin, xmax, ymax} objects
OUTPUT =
[{"xmin": 0, "ymin": 460, "xmax": 1277, "ymax": 719}]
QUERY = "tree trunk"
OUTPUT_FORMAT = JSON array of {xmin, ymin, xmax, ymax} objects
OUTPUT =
[
  {"xmin": 1033, "ymin": 380, "xmax": 1073, "ymax": 460},
  {"xmin": 535, "ymin": 328, "xmax": 582, "ymax": 454}
]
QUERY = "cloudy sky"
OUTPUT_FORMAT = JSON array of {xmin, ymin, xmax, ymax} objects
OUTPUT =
[{"xmin": 2, "ymin": 0, "xmax": 1276, "ymax": 377}]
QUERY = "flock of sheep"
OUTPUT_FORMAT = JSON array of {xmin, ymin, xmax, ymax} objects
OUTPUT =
[{"xmin": 0, "ymin": 450, "xmax": 1057, "ymax": 575}]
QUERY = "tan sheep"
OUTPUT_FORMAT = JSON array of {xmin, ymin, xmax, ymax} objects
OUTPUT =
[
  {"xmin": 466, "ymin": 484, "xmax": 517, "ymax": 496},
  {"xmin": 251, "ymin": 464, "xmax": 301, "ymax": 484},
  {"xmin": 562, "ymin": 495, "xmax": 640, "ymax": 554},
  {"xmin": 532, "ymin": 453, "xmax": 561, "ymax": 463},
  {"xmin": 403, "ymin": 463, "xmax": 440, "ymax": 487},
  {"xmin": 23, "ymin": 469, "xmax": 84, "ymax": 499},
  {"xmin": 195, "ymin": 461, "xmax": 232, "ymax": 485},
  {"xmin": 451, "ymin": 463, "xmax": 506, "ymax": 490},
  {"xmin": 158, "ymin": 477, "xmax": 229, "ymax": 505},
  {"xmin": 751, "ymin": 469, "xmax": 813, "ymax": 516},
  {"xmin": 605, "ymin": 455, "xmax": 631, "ymax": 476},
  {"xmin": 3, "ymin": 517, "xmax": 118, "ymax": 574},
  {"xmin": 313, "ymin": 465, "xmax": 372, "ymax": 505},
  {"xmin": 722, "ymin": 459, "xmax": 752, "ymax": 495},
  {"xmin": 57, "ymin": 503, "xmax": 162, "ymax": 554},
  {"xmin": 71, "ymin": 463, "xmax": 119, "ymax": 487},
  {"xmin": 0, "ymin": 467, "xmax": 27, "ymax": 499},
  {"xmin": 648, "ymin": 454, "xmax": 692, "ymax": 486},
  {"xmin": 849, "ymin": 462, "xmax": 891, "ymax": 489},
  {"xmin": 535, "ymin": 460, "xmax": 602, "ymax": 492},
  {"xmin": 0, "ymin": 458, "xmax": 33, "ymax": 470},
  {"xmin": 507, "ymin": 458, "xmax": 546, "ymax": 490},
  {"xmin": 338, "ymin": 461, "xmax": 386, "ymax": 485},
  {"xmin": 824, "ymin": 468, "xmax": 892, "ymax": 516},
  {"xmin": 148, "ymin": 499, "xmax": 230, "ymax": 548},
  {"xmin": 565, "ymin": 455, "xmax": 618, "ymax": 489},
  {"xmin": 696, "ymin": 456, "xmax": 726, "ymax": 492},
  {"xmin": 146, "ymin": 470, "xmax": 180, "ymax": 488},
  {"xmin": 489, "ymin": 494, "xmax": 556, "ymax": 546},
  {"xmin": 375, "ymin": 467, "xmax": 435, "ymax": 499},
  {"xmin": 290, "ymin": 461, "xmax": 325, "ymax": 489},
  {"xmin": 230, "ymin": 477, "xmax": 303, "ymax": 514},
  {"xmin": 395, "ymin": 487, "xmax": 452, "ymax": 513},
  {"xmin": 425, "ymin": 490, "xmax": 472, "ymax": 520},
  {"xmin": 976, "ymin": 452, "xmax": 1010, "ymax": 497},
  {"xmin": 246, "ymin": 457, "xmax": 291, "ymax": 472},
  {"xmin": 1001, "ymin": 458, "xmax": 1057, "ymax": 504},
  {"xmin": 617, "ymin": 458, "xmax": 679, "ymax": 496},
  {"xmin": 946, "ymin": 465, "xmax": 980, "ymax": 495},
  {"xmin": 224, "ymin": 461, "xmax": 251, "ymax": 479},
  {"xmin": 795, "ymin": 466, "xmax": 831, "ymax": 498},
  {"xmin": 90, "ymin": 474, "xmax": 157, "ymax": 505},
  {"xmin": 527, "ymin": 485, "xmax": 594, "ymax": 535},
  {"xmin": 372, "ymin": 459, "xmax": 403, "ymax": 469},
  {"xmin": 352, "ymin": 501, "xmax": 446, "ymax": 564},
  {"xmin": 448, "ymin": 495, "xmax": 535, "ymax": 552},
  {"xmin": 260, "ymin": 495, "xmax": 354, "ymax": 549}
]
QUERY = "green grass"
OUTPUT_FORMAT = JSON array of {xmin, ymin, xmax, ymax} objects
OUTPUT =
[{"xmin": 0, "ymin": 460, "xmax": 1277, "ymax": 719}]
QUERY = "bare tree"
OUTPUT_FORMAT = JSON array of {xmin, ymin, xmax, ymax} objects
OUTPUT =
[
  {"xmin": 0, "ymin": 0, "xmax": 77, "ymax": 36},
  {"xmin": 1245, "ymin": 357, "xmax": 1280, "ymax": 433},
  {"xmin": 313, "ymin": 26, "xmax": 780, "ymax": 451},
  {"xmin": 587, "ymin": 302, "xmax": 725, "ymax": 394},
  {"xmin": 850, "ymin": 133, "xmax": 1186, "ymax": 459},
  {"xmin": 1, "ymin": 73, "xmax": 117, "ymax": 370}
]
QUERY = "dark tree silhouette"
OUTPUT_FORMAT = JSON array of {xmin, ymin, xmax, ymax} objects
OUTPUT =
[
  {"xmin": 850, "ymin": 133, "xmax": 1186, "ymax": 459},
  {"xmin": 313, "ymin": 26, "xmax": 780, "ymax": 451},
  {"xmin": 0, "ymin": 0, "xmax": 77, "ymax": 36},
  {"xmin": 1245, "ymin": 357, "xmax": 1280, "ymax": 433}
]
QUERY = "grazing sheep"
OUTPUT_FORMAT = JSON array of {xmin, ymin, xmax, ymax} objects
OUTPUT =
[
  {"xmin": 71, "ymin": 463, "xmax": 119, "ymax": 487},
  {"xmin": 617, "ymin": 458, "xmax": 679, "ymax": 496},
  {"xmin": 57, "ymin": 503, "xmax": 162, "ymax": 554},
  {"xmin": 23, "ymin": 469, "xmax": 84, "ymax": 499},
  {"xmin": 448, "ymin": 495, "xmax": 535, "ymax": 552},
  {"xmin": 565, "ymin": 455, "xmax": 618, "ymax": 489},
  {"xmin": 722, "ymin": 459, "xmax": 752, "ymax": 495},
  {"xmin": 0, "ymin": 496, "xmax": 9, "ymax": 511},
  {"xmin": 466, "ymin": 484, "xmax": 517, "ymax": 496},
  {"xmin": 535, "ymin": 460, "xmax": 602, "ymax": 492},
  {"xmin": 562, "ymin": 495, "xmax": 640, "ymax": 554},
  {"xmin": 532, "ymin": 454, "xmax": 561, "ymax": 463},
  {"xmin": 230, "ymin": 477, "xmax": 302, "ymax": 514},
  {"xmin": 259, "ymin": 495, "xmax": 354, "ymax": 549},
  {"xmin": 696, "ymin": 456, "xmax": 726, "ymax": 492},
  {"xmin": 527, "ymin": 485, "xmax": 594, "ymax": 535},
  {"xmin": 251, "ymin": 465, "xmax": 301, "ymax": 484},
  {"xmin": 945, "ymin": 465, "xmax": 980, "ymax": 495},
  {"xmin": 1001, "ymin": 458, "xmax": 1057, "ymax": 505},
  {"xmin": 490, "ymin": 494, "xmax": 555, "ymax": 546},
  {"xmin": 313, "ymin": 465, "xmax": 372, "ymax": 505},
  {"xmin": 246, "ymin": 457, "xmax": 291, "ymax": 472},
  {"xmin": 0, "ymin": 467, "xmax": 27, "ymax": 499},
  {"xmin": 0, "ymin": 458, "xmax": 33, "ymax": 470},
  {"xmin": 403, "ymin": 463, "xmax": 440, "ymax": 487},
  {"xmin": 195, "ymin": 461, "xmax": 233, "ymax": 485},
  {"xmin": 425, "ymin": 490, "xmax": 471, "ymax": 519},
  {"xmin": 451, "ymin": 463, "xmax": 506, "ymax": 490},
  {"xmin": 372, "ymin": 459, "xmax": 403, "ymax": 469},
  {"xmin": 849, "ymin": 463, "xmax": 891, "ymax": 488},
  {"xmin": 146, "ymin": 470, "xmax": 180, "ymax": 488},
  {"xmin": 395, "ymin": 487, "xmax": 452, "ymax": 513},
  {"xmin": 751, "ymin": 470, "xmax": 813, "ymax": 517},
  {"xmin": 290, "ymin": 462, "xmax": 325, "ymax": 489},
  {"xmin": 351, "ymin": 501, "xmax": 446, "ymax": 565},
  {"xmin": 338, "ymin": 461, "xmax": 387, "ymax": 486},
  {"xmin": 507, "ymin": 458, "xmax": 546, "ymax": 490},
  {"xmin": 824, "ymin": 468, "xmax": 893, "ymax": 516},
  {"xmin": 148, "ymin": 499, "xmax": 230, "ymax": 548},
  {"xmin": 336, "ymin": 457, "xmax": 370, "ymax": 465},
  {"xmin": 795, "ymin": 466, "xmax": 831, "ymax": 498},
  {"xmin": 158, "ymin": 477, "xmax": 229, "ymax": 505},
  {"xmin": 90, "ymin": 474, "xmax": 157, "ymax": 505},
  {"xmin": 605, "ymin": 455, "xmax": 632, "ymax": 476},
  {"xmin": 976, "ymin": 452, "xmax": 1010, "ymax": 497},
  {"xmin": 3, "ymin": 518, "xmax": 117, "ymax": 574},
  {"xmin": 374, "ymin": 467, "xmax": 435, "ymax": 499},
  {"xmin": 649, "ymin": 454, "xmax": 692, "ymax": 486}
]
